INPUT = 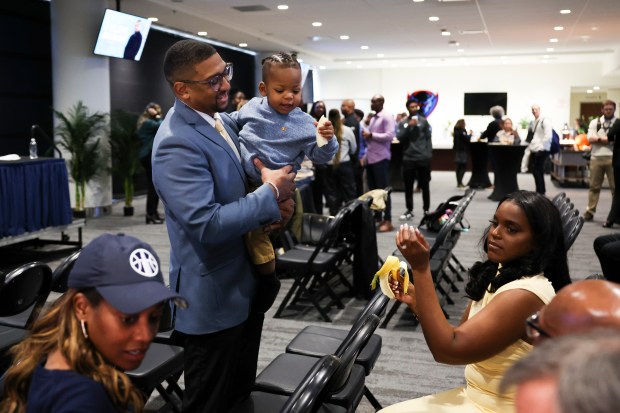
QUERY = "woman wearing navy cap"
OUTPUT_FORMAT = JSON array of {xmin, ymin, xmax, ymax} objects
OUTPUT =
[{"xmin": 0, "ymin": 233, "xmax": 186, "ymax": 413}]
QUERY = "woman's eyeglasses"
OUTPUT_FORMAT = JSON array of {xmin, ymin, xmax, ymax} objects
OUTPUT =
[
  {"xmin": 178, "ymin": 63, "xmax": 233, "ymax": 92},
  {"xmin": 525, "ymin": 311, "xmax": 551, "ymax": 340}
]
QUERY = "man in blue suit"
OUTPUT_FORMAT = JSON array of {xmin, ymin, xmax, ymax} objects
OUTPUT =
[{"xmin": 152, "ymin": 39, "xmax": 296, "ymax": 412}]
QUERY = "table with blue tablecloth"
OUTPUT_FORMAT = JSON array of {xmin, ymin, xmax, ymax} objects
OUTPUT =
[{"xmin": 0, "ymin": 157, "xmax": 73, "ymax": 238}]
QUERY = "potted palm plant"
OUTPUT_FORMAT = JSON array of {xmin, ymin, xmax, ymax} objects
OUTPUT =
[
  {"xmin": 54, "ymin": 101, "xmax": 108, "ymax": 217},
  {"xmin": 109, "ymin": 109, "xmax": 140, "ymax": 216}
]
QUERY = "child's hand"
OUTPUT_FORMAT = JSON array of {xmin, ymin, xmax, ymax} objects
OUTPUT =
[
  {"xmin": 395, "ymin": 224, "xmax": 430, "ymax": 272},
  {"xmin": 315, "ymin": 120, "xmax": 334, "ymax": 140}
]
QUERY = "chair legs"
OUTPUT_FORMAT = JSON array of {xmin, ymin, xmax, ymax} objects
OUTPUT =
[{"xmin": 364, "ymin": 385, "xmax": 383, "ymax": 412}]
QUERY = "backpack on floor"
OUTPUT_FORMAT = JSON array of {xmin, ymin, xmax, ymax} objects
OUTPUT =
[{"xmin": 419, "ymin": 195, "xmax": 463, "ymax": 232}]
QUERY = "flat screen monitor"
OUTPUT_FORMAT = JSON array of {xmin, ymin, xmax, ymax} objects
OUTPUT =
[
  {"xmin": 464, "ymin": 92, "xmax": 508, "ymax": 116},
  {"xmin": 93, "ymin": 9, "xmax": 152, "ymax": 61}
]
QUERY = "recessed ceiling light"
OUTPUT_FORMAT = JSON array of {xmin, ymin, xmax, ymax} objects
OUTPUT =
[
  {"xmin": 148, "ymin": 17, "xmax": 158, "ymax": 22},
  {"xmin": 356, "ymin": 65, "xmax": 363, "ymax": 69},
  {"xmin": 554, "ymin": 26, "xmax": 564, "ymax": 31},
  {"xmin": 319, "ymin": 65, "xmax": 326, "ymax": 70},
  {"xmin": 340, "ymin": 35, "xmax": 349, "ymax": 40},
  {"xmin": 549, "ymin": 38, "xmax": 559, "ymax": 43},
  {"xmin": 377, "ymin": 53, "xmax": 385, "ymax": 57},
  {"xmin": 277, "ymin": 4, "xmax": 288, "ymax": 10},
  {"xmin": 457, "ymin": 49, "xmax": 464, "ymax": 52},
  {"xmin": 346, "ymin": 61, "xmax": 352, "ymax": 64},
  {"xmin": 429, "ymin": 16, "xmax": 439, "ymax": 22},
  {"xmin": 560, "ymin": 9, "xmax": 571, "ymax": 14},
  {"xmin": 413, "ymin": 0, "xmax": 424, "ymax": 2},
  {"xmin": 593, "ymin": 86, "xmax": 600, "ymax": 90},
  {"xmin": 312, "ymin": 22, "xmax": 322, "ymax": 27},
  {"xmin": 546, "ymin": 47, "xmax": 554, "ymax": 52},
  {"xmin": 441, "ymin": 30, "xmax": 451, "ymax": 36},
  {"xmin": 587, "ymin": 89, "xmax": 593, "ymax": 93},
  {"xmin": 197, "ymin": 31, "xmax": 207, "ymax": 36},
  {"xmin": 361, "ymin": 45, "xmax": 369, "ymax": 50},
  {"xmin": 239, "ymin": 43, "xmax": 248, "ymax": 47}
]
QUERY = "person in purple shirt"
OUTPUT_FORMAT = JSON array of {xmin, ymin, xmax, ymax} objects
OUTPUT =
[{"xmin": 361, "ymin": 94, "xmax": 396, "ymax": 232}]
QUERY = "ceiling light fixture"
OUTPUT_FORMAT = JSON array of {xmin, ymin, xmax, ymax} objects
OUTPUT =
[
  {"xmin": 587, "ymin": 89, "xmax": 593, "ymax": 93},
  {"xmin": 346, "ymin": 61, "xmax": 352, "ymax": 64},
  {"xmin": 546, "ymin": 47, "xmax": 554, "ymax": 52},
  {"xmin": 361, "ymin": 45, "xmax": 369, "ymax": 50},
  {"xmin": 429, "ymin": 16, "xmax": 439, "ymax": 22},
  {"xmin": 554, "ymin": 26, "xmax": 564, "ymax": 31},
  {"xmin": 148, "ymin": 17, "xmax": 158, "ymax": 22},
  {"xmin": 441, "ymin": 30, "xmax": 451, "ymax": 36},
  {"xmin": 560, "ymin": 9, "xmax": 571, "ymax": 14},
  {"xmin": 457, "ymin": 49, "xmax": 464, "ymax": 52},
  {"xmin": 239, "ymin": 43, "xmax": 248, "ymax": 47},
  {"xmin": 312, "ymin": 22, "xmax": 322, "ymax": 27},
  {"xmin": 340, "ymin": 35, "xmax": 349, "ymax": 40},
  {"xmin": 377, "ymin": 53, "xmax": 385, "ymax": 57},
  {"xmin": 593, "ymin": 86, "xmax": 600, "ymax": 90},
  {"xmin": 197, "ymin": 31, "xmax": 207, "ymax": 36},
  {"xmin": 277, "ymin": 4, "xmax": 288, "ymax": 10},
  {"xmin": 413, "ymin": 0, "xmax": 424, "ymax": 3},
  {"xmin": 356, "ymin": 65, "xmax": 363, "ymax": 68},
  {"xmin": 549, "ymin": 38, "xmax": 559, "ymax": 43}
]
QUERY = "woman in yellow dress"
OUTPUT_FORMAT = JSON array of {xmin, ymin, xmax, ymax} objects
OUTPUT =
[{"xmin": 382, "ymin": 190, "xmax": 571, "ymax": 413}]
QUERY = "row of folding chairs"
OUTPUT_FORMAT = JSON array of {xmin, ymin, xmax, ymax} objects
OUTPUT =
[
  {"xmin": 234, "ymin": 289, "xmax": 389, "ymax": 412},
  {"xmin": 274, "ymin": 198, "xmax": 372, "ymax": 322},
  {"xmin": 551, "ymin": 192, "xmax": 585, "ymax": 251},
  {"xmin": 0, "ymin": 252, "xmax": 184, "ymax": 412},
  {"xmin": 380, "ymin": 188, "xmax": 476, "ymax": 328}
]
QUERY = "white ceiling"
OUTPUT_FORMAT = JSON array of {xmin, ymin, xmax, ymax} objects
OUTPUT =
[{"xmin": 117, "ymin": 0, "xmax": 620, "ymax": 71}]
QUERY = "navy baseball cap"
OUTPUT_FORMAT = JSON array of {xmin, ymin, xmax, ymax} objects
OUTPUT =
[{"xmin": 68, "ymin": 233, "xmax": 187, "ymax": 314}]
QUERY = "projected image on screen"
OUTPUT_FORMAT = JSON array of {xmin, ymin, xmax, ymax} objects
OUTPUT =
[{"xmin": 94, "ymin": 9, "xmax": 152, "ymax": 61}]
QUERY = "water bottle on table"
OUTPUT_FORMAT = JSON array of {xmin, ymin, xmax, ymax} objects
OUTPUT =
[{"xmin": 29, "ymin": 138, "xmax": 38, "ymax": 159}]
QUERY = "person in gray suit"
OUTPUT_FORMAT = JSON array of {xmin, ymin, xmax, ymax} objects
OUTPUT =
[{"xmin": 152, "ymin": 39, "xmax": 296, "ymax": 412}]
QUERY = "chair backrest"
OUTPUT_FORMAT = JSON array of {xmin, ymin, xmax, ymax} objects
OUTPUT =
[
  {"xmin": 564, "ymin": 215, "xmax": 584, "ymax": 251},
  {"xmin": 351, "ymin": 289, "xmax": 389, "ymax": 332},
  {"xmin": 429, "ymin": 213, "xmax": 459, "ymax": 258},
  {"xmin": 51, "ymin": 250, "xmax": 81, "ymax": 293},
  {"xmin": 307, "ymin": 207, "xmax": 352, "ymax": 261},
  {"xmin": 551, "ymin": 192, "xmax": 567, "ymax": 208},
  {"xmin": 585, "ymin": 273, "xmax": 606, "ymax": 280},
  {"xmin": 330, "ymin": 314, "xmax": 380, "ymax": 392},
  {"xmin": 561, "ymin": 208, "xmax": 579, "ymax": 227},
  {"xmin": 0, "ymin": 262, "xmax": 52, "ymax": 329},
  {"xmin": 279, "ymin": 354, "xmax": 341, "ymax": 413}
]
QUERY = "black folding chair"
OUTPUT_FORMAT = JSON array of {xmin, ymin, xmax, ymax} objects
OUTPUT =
[
  {"xmin": 0, "ymin": 262, "xmax": 53, "ymax": 374},
  {"xmin": 285, "ymin": 290, "xmax": 389, "ymax": 410},
  {"xmin": 231, "ymin": 355, "xmax": 346, "ymax": 413},
  {"xmin": 254, "ymin": 314, "xmax": 381, "ymax": 413}
]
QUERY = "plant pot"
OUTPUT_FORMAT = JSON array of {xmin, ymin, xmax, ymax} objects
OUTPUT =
[
  {"xmin": 123, "ymin": 206, "xmax": 134, "ymax": 217},
  {"xmin": 72, "ymin": 209, "xmax": 86, "ymax": 219}
]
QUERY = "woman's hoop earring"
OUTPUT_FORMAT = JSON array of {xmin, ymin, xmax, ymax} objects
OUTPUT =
[{"xmin": 80, "ymin": 320, "xmax": 89, "ymax": 339}]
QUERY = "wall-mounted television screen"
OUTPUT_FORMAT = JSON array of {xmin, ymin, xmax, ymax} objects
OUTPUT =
[
  {"xmin": 464, "ymin": 92, "xmax": 508, "ymax": 116},
  {"xmin": 93, "ymin": 9, "xmax": 152, "ymax": 61}
]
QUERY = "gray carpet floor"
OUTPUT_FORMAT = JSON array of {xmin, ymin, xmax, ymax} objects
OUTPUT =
[{"xmin": 10, "ymin": 170, "xmax": 613, "ymax": 412}]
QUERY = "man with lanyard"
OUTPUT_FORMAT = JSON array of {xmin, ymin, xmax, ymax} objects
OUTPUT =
[
  {"xmin": 583, "ymin": 100, "xmax": 616, "ymax": 222},
  {"xmin": 526, "ymin": 104, "xmax": 552, "ymax": 195}
]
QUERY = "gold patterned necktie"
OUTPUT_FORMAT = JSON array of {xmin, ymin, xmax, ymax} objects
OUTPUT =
[{"xmin": 214, "ymin": 118, "xmax": 240, "ymax": 161}]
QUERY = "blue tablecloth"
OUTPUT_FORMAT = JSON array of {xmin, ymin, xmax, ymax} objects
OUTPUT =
[{"xmin": 0, "ymin": 157, "xmax": 73, "ymax": 238}]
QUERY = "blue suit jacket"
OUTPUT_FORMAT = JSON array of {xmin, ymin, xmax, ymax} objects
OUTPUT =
[{"xmin": 152, "ymin": 99, "xmax": 280, "ymax": 335}]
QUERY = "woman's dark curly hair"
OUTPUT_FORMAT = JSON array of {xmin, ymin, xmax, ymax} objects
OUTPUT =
[{"xmin": 465, "ymin": 190, "xmax": 571, "ymax": 301}]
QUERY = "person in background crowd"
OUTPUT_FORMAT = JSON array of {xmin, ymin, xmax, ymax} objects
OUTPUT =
[
  {"xmin": 496, "ymin": 117, "xmax": 521, "ymax": 145},
  {"xmin": 381, "ymin": 191, "xmax": 570, "ymax": 413},
  {"xmin": 324, "ymin": 108, "xmax": 357, "ymax": 215},
  {"xmin": 152, "ymin": 39, "xmax": 296, "ymax": 412},
  {"xmin": 226, "ymin": 90, "xmax": 246, "ymax": 113},
  {"xmin": 500, "ymin": 330, "xmax": 620, "ymax": 413},
  {"xmin": 354, "ymin": 108, "xmax": 369, "ymax": 194},
  {"xmin": 593, "ymin": 234, "xmax": 620, "ymax": 282},
  {"xmin": 584, "ymin": 100, "xmax": 616, "ymax": 224},
  {"xmin": 309, "ymin": 100, "xmax": 328, "ymax": 213},
  {"xmin": 341, "ymin": 99, "xmax": 364, "ymax": 196},
  {"xmin": 137, "ymin": 102, "xmax": 164, "ymax": 224},
  {"xmin": 362, "ymin": 94, "xmax": 396, "ymax": 232},
  {"xmin": 397, "ymin": 99, "xmax": 432, "ymax": 220},
  {"xmin": 522, "ymin": 104, "xmax": 553, "ymax": 195},
  {"xmin": 480, "ymin": 105, "xmax": 504, "ymax": 141},
  {"xmin": 0, "ymin": 233, "xmax": 187, "ymax": 413},
  {"xmin": 602, "ymin": 118, "xmax": 620, "ymax": 227},
  {"xmin": 452, "ymin": 119, "xmax": 471, "ymax": 189}
]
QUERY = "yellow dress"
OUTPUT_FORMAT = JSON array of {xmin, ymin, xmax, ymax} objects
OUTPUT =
[{"xmin": 379, "ymin": 274, "xmax": 555, "ymax": 413}]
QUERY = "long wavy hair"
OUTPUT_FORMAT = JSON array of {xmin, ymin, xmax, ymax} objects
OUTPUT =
[
  {"xmin": 328, "ymin": 108, "xmax": 343, "ymax": 165},
  {"xmin": 465, "ymin": 190, "xmax": 571, "ymax": 301},
  {"xmin": 0, "ymin": 289, "xmax": 144, "ymax": 413},
  {"xmin": 136, "ymin": 102, "xmax": 161, "ymax": 130}
]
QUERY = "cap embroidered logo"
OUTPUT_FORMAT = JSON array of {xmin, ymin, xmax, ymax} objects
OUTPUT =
[{"xmin": 130, "ymin": 248, "xmax": 159, "ymax": 277}]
